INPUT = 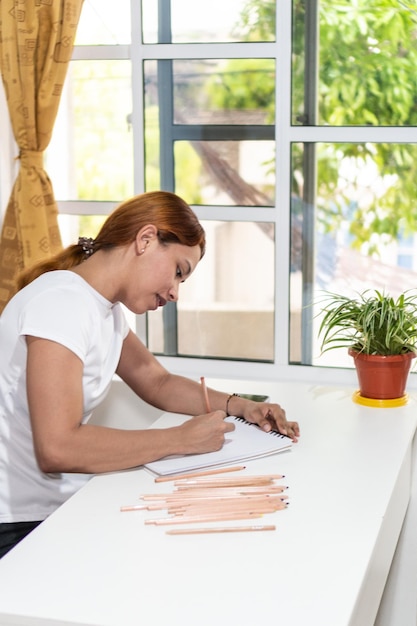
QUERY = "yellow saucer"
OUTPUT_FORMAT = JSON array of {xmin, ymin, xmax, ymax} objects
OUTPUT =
[{"xmin": 352, "ymin": 391, "xmax": 409, "ymax": 408}]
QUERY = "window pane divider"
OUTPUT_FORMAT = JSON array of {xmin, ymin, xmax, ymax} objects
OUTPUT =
[
  {"xmin": 138, "ymin": 42, "xmax": 278, "ymax": 60},
  {"xmin": 57, "ymin": 201, "xmax": 118, "ymax": 215},
  {"xmin": 290, "ymin": 126, "xmax": 417, "ymax": 142},
  {"xmin": 171, "ymin": 125, "xmax": 274, "ymax": 141},
  {"xmin": 192, "ymin": 206, "xmax": 278, "ymax": 221}
]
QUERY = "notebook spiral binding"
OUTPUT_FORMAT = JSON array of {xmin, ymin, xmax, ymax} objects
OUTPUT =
[{"xmin": 234, "ymin": 416, "xmax": 290, "ymax": 439}]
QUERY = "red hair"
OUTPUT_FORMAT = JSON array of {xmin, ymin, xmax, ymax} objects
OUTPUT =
[{"xmin": 17, "ymin": 191, "xmax": 205, "ymax": 290}]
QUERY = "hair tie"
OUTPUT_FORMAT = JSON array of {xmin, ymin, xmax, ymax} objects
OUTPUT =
[{"xmin": 78, "ymin": 236, "xmax": 95, "ymax": 257}]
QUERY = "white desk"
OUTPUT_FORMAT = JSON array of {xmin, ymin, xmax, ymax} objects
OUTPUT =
[{"xmin": 0, "ymin": 380, "xmax": 416, "ymax": 626}]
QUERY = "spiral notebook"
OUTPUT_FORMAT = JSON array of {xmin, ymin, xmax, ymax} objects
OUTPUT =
[{"xmin": 144, "ymin": 413, "xmax": 292, "ymax": 476}]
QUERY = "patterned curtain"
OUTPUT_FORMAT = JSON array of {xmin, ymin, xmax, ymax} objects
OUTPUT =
[{"xmin": 0, "ymin": 0, "xmax": 84, "ymax": 313}]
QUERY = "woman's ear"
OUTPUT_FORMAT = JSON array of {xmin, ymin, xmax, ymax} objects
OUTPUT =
[{"xmin": 135, "ymin": 224, "xmax": 158, "ymax": 255}]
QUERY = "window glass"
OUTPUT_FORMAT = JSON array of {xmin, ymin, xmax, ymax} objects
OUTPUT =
[
  {"xmin": 141, "ymin": 0, "xmax": 276, "ymax": 44},
  {"xmin": 174, "ymin": 140, "xmax": 275, "ymax": 206},
  {"xmin": 58, "ymin": 214, "xmax": 107, "ymax": 248},
  {"xmin": 47, "ymin": 61, "xmax": 133, "ymax": 202},
  {"xmin": 171, "ymin": 59, "xmax": 275, "ymax": 126},
  {"xmin": 292, "ymin": 0, "xmax": 417, "ymax": 126},
  {"xmin": 75, "ymin": 0, "xmax": 131, "ymax": 45},
  {"xmin": 290, "ymin": 142, "xmax": 417, "ymax": 367},
  {"xmin": 147, "ymin": 221, "xmax": 275, "ymax": 361},
  {"xmin": 144, "ymin": 58, "xmax": 275, "ymax": 206}
]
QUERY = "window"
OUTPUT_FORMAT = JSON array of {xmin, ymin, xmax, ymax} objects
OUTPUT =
[
  {"xmin": 2, "ymin": 0, "xmax": 417, "ymax": 386},
  {"xmin": 142, "ymin": 25, "xmax": 277, "ymax": 361},
  {"xmin": 290, "ymin": 1, "xmax": 417, "ymax": 379},
  {"xmin": 50, "ymin": 0, "xmax": 282, "ymax": 377}
]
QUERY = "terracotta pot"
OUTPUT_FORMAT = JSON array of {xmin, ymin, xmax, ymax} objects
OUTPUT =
[{"xmin": 348, "ymin": 348, "xmax": 416, "ymax": 400}]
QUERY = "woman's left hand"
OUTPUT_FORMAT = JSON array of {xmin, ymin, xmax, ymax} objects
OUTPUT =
[{"xmin": 241, "ymin": 401, "xmax": 300, "ymax": 442}]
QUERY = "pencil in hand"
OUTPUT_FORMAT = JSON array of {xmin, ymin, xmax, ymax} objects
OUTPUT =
[{"xmin": 200, "ymin": 376, "xmax": 211, "ymax": 412}]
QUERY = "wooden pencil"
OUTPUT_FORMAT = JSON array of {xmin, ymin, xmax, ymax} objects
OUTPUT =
[
  {"xmin": 166, "ymin": 525, "xmax": 276, "ymax": 535},
  {"xmin": 174, "ymin": 473, "xmax": 284, "ymax": 483},
  {"xmin": 200, "ymin": 376, "xmax": 211, "ymax": 412},
  {"xmin": 140, "ymin": 485, "xmax": 287, "ymax": 501},
  {"xmin": 145, "ymin": 512, "xmax": 263, "ymax": 525},
  {"xmin": 154, "ymin": 465, "xmax": 246, "ymax": 483},
  {"xmin": 143, "ymin": 493, "xmax": 288, "ymax": 511},
  {"xmin": 175, "ymin": 477, "xmax": 279, "ymax": 489},
  {"xmin": 120, "ymin": 504, "xmax": 147, "ymax": 512}
]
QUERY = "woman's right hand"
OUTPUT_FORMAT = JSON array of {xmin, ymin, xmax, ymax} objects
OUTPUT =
[{"xmin": 176, "ymin": 411, "xmax": 235, "ymax": 455}]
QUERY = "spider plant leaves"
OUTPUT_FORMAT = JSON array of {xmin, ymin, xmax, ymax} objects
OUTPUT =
[{"xmin": 317, "ymin": 289, "xmax": 417, "ymax": 356}]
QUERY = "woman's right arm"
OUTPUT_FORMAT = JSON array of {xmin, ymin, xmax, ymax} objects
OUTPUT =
[{"xmin": 26, "ymin": 336, "xmax": 233, "ymax": 474}]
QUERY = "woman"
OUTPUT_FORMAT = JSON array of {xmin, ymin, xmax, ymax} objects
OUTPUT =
[{"xmin": 0, "ymin": 191, "xmax": 299, "ymax": 557}]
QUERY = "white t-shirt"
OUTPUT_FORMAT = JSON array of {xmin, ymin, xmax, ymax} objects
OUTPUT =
[{"xmin": 0, "ymin": 271, "xmax": 130, "ymax": 522}]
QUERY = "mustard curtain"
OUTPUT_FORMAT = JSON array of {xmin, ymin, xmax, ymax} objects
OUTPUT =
[{"xmin": 0, "ymin": 0, "xmax": 83, "ymax": 313}]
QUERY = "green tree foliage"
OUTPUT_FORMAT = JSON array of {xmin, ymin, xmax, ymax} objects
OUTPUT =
[
  {"xmin": 219, "ymin": 0, "xmax": 417, "ymax": 250},
  {"xmin": 206, "ymin": 58, "xmax": 275, "ymax": 116},
  {"xmin": 319, "ymin": 0, "xmax": 417, "ymax": 127},
  {"xmin": 317, "ymin": 0, "xmax": 417, "ymax": 248},
  {"xmin": 231, "ymin": 0, "xmax": 276, "ymax": 41}
]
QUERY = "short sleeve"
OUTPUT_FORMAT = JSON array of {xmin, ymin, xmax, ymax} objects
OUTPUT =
[{"xmin": 19, "ymin": 286, "xmax": 100, "ymax": 362}]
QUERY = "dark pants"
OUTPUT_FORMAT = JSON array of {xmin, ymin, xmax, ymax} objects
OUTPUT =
[{"xmin": 0, "ymin": 521, "xmax": 41, "ymax": 558}]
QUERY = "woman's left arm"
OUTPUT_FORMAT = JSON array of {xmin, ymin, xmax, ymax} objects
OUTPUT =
[{"xmin": 117, "ymin": 330, "xmax": 299, "ymax": 441}]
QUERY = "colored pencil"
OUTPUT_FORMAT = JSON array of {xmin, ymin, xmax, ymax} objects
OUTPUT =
[
  {"xmin": 145, "ymin": 512, "xmax": 263, "ymax": 525},
  {"xmin": 154, "ymin": 465, "xmax": 246, "ymax": 483},
  {"xmin": 200, "ymin": 376, "xmax": 211, "ymax": 412},
  {"xmin": 166, "ymin": 525, "xmax": 276, "ymax": 535}
]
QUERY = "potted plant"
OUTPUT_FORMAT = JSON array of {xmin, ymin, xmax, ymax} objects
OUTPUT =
[{"xmin": 318, "ymin": 289, "xmax": 417, "ymax": 404}]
